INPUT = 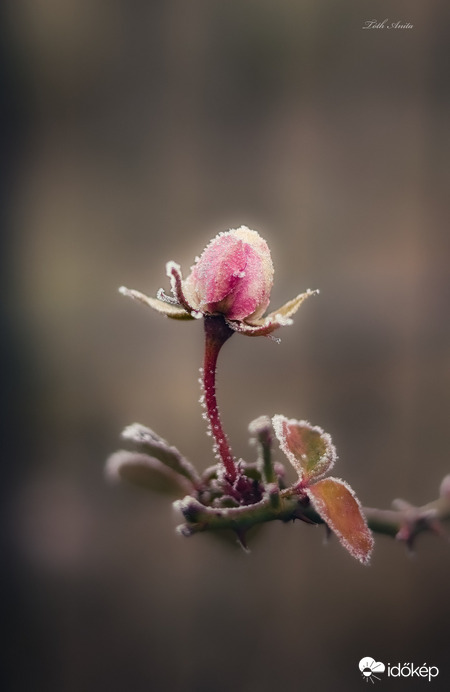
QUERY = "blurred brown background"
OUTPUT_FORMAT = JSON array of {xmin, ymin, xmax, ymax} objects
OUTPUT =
[{"xmin": 3, "ymin": 1, "xmax": 450, "ymax": 691}]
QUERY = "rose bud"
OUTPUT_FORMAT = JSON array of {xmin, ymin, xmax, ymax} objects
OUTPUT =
[
  {"xmin": 183, "ymin": 226, "xmax": 273, "ymax": 321},
  {"xmin": 119, "ymin": 225, "xmax": 318, "ymax": 336}
]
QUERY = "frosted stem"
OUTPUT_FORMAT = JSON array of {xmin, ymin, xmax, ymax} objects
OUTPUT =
[{"xmin": 203, "ymin": 316, "xmax": 237, "ymax": 484}]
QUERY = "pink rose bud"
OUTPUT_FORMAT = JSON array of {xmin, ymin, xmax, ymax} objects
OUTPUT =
[
  {"xmin": 119, "ymin": 224, "xmax": 317, "ymax": 336},
  {"xmin": 183, "ymin": 226, "xmax": 274, "ymax": 321}
]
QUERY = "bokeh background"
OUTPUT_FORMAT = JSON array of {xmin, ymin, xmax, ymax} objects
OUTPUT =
[{"xmin": 3, "ymin": 1, "xmax": 450, "ymax": 690}]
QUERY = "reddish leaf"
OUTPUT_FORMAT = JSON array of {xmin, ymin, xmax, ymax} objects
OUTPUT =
[
  {"xmin": 272, "ymin": 415, "xmax": 336, "ymax": 482},
  {"xmin": 307, "ymin": 477, "xmax": 374, "ymax": 564}
]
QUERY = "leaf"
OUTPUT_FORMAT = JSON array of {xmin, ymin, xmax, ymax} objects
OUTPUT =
[
  {"xmin": 306, "ymin": 477, "xmax": 374, "ymax": 564},
  {"xmin": 272, "ymin": 415, "xmax": 336, "ymax": 482},
  {"xmin": 121, "ymin": 423, "xmax": 201, "ymax": 486},
  {"xmin": 106, "ymin": 451, "xmax": 194, "ymax": 497}
]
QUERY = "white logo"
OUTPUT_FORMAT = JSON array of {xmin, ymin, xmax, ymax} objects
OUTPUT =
[
  {"xmin": 359, "ymin": 657, "xmax": 440, "ymax": 683},
  {"xmin": 359, "ymin": 657, "xmax": 385, "ymax": 683}
]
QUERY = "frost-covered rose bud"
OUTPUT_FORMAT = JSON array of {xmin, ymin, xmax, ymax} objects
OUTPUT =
[
  {"xmin": 119, "ymin": 225, "xmax": 318, "ymax": 336},
  {"xmin": 183, "ymin": 227, "xmax": 273, "ymax": 321}
]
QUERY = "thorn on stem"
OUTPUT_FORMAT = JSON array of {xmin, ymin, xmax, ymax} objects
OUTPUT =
[{"xmin": 235, "ymin": 530, "xmax": 250, "ymax": 553}]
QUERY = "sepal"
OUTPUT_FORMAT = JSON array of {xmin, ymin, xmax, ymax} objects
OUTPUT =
[
  {"xmin": 226, "ymin": 289, "xmax": 318, "ymax": 336},
  {"xmin": 119, "ymin": 286, "xmax": 195, "ymax": 320},
  {"xmin": 165, "ymin": 261, "xmax": 202, "ymax": 316}
]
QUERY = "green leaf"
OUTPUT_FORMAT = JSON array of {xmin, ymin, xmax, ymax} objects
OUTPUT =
[
  {"xmin": 306, "ymin": 477, "xmax": 374, "ymax": 564},
  {"xmin": 272, "ymin": 415, "xmax": 336, "ymax": 482},
  {"xmin": 106, "ymin": 451, "xmax": 194, "ymax": 497}
]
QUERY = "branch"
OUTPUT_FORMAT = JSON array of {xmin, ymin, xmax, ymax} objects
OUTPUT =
[
  {"xmin": 176, "ymin": 476, "xmax": 450, "ymax": 551},
  {"xmin": 363, "ymin": 493, "xmax": 450, "ymax": 546}
]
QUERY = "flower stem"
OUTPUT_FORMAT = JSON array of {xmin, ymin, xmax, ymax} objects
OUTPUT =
[{"xmin": 203, "ymin": 316, "xmax": 237, "ymax": 483}]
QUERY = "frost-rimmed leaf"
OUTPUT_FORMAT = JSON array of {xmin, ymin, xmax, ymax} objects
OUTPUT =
[
  {"xmin": 119, "ymin": 286, "xmax": 195, "ymax": 320},
  {"xmin": 106, "ymin": 451, "xmax": 194, "ymax": 497},
  {"xmin": 121, "ymin": 423, "xmax": 201, "ymax": 486},
  {"xmin": 306, "ymin": 477, "xmax": 374, "ymax": 565},
  {"xmin": 272, "ymin": 415, "xmax": 336, "ymax": 482}
]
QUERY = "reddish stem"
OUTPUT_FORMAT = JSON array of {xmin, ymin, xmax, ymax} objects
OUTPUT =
[{"xmin": 203, "ymin": 316, "xmax": 237, "ymax": 484}]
